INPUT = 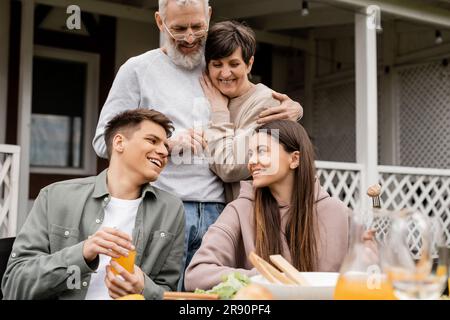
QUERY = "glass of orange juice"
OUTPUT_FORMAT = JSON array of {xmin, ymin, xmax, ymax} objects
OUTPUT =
[
  {"xmin": 111, "ymin": 230, "xmax": 138, "ymax": 275},
  {"xmin": 111, "ymin": 249, "xmax": 136, "ymax": 275}
]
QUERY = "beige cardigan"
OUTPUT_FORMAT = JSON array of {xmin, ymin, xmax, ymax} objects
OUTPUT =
[
  {"xmin": 184, "ymin": 181, "xmax": 350, "ymax": 291},
  {"xmin": 205, "ymin": 83, "xmax": 280, "ymax": 202}
]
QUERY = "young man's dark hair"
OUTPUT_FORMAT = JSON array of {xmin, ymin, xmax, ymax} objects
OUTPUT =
[
  {"xmin": 104, "ymin": 108, "xmax": 174, "ymax": 159},
  {"xmin": 205, "ymin": 20, "xmax": 256, "ymax": 65}
]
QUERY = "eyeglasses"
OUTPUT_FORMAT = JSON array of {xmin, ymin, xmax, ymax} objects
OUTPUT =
[{"xmin": 162, "ymin": 19, "xmax": 209, "ymax": 42}]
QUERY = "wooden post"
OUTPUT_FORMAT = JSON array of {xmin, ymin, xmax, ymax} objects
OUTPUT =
[
  {"xmin": 17, "ymin": 0, "xmax": 34, "ymax": 231},
  {"xmin": 355, "ymin": 6, "xmax": 379, "ymax": 209}
]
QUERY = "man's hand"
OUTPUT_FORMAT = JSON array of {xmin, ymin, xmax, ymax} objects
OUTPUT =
[
  {"xmin": 105, "ymin": 262, "xmax": 145, "ymax": 299},
  {"xmin": 168, "ymin": 131, "xmax": 193, "ymax": 154},
  {"xmin": 168, "ymin": 129, "xmax": 208, "ymax": 156},
  {"xmin": 189, "ymin": 128, "xmax": 208, "ymax": 152},
  {"xmin": 200, "ymin": 73, "xmax": 229, "ymax": 112},
  {"xmin": 257, "ymin": 91, "xmax": 303, "ymax": 124},
  {"xmin": 82, "ymin": 227, "xmax": 134, "ymax": 263}
]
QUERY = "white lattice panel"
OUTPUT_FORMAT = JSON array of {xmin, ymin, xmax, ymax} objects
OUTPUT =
[
  {"xmin": 0, "ymin": 145, "xmax": 20, "ymax": 238},
  {"xmin": 378, "ymin": 169, "xmax": 450, "ymax": 249},
  {"xmin": 312, "ymin": 79, "xmax": 384, "ymax": 163},
  {"xmin": 314, "ymin": 162, "xmax": 449, "ymax": 257},
  {"xmin": 398, "ymin": 62, "xmax": 450, "ymax": 169},
  {"xmin": 316, "ymin": 162, "xmax": 362, "ymax": 209},
  {"xmin": 313, "ymin": 82, "xmax": 356, "ymax": 162}
]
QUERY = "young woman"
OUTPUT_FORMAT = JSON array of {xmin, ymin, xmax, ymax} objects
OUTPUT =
[
  {"xmin": 201, "ymin": 20, "xmax": 300, "ymax": 202},
  {"xmin": 184, "ymin": 120, "xmax": 350, "ymax": 291}
]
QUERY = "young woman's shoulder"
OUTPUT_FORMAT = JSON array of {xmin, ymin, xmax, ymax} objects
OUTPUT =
[
  {"xmin": 215, "ymin": 182, "xmax": 255, "ymax": 226},
  {"xmin": 219, "ymin": 197, "xmax": 255, "ymax": 223}
]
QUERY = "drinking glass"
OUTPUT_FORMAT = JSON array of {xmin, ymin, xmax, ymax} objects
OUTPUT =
[
  {"xmin": 382, "ymin": 209, "xmax": 448, "ymax": 300},
  {"xmin": 111, "ymin": 250, "xmax": 136, "ymax": 275},
  {"xmin": 111, "ymin": 230, "xmax": 139, "ymax": 275}
]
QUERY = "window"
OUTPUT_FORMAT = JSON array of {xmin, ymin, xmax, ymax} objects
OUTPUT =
[{"xmin": 30, "ymin": 46, "xmax": 99, "ymax": 175}]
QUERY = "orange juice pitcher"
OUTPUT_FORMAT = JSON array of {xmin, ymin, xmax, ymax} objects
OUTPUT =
[{"xmin": 334, "ymin": 209, "xmax": 396, "ymax": 300}]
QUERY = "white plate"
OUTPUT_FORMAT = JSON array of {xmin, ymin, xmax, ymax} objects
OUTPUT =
[{"xmin": 250, "ymin": 272, "xmax": 339, "ymax": 300}]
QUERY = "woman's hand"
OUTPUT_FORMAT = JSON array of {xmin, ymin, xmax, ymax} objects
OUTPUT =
[
  {"xmin": 257, "ymin": 91, "xmax": 303, "ymax": 124},
  {"xmin": 200, "ymin": 73, "xmax": 229, "ymax": 112}
]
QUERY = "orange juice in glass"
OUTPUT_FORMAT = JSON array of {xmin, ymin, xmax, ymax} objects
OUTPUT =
[
  {"xmin": 112, "ymin": 249, "xmax": 136, "ymax": 275},
  {"xmin": 334, "ymin": 272, "xmax": 397, "ymax": 300}
]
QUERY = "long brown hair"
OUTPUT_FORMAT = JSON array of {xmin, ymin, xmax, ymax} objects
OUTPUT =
[{"xmin": 253, "ymin": 120, "xmax": 318, "ymax": 271}]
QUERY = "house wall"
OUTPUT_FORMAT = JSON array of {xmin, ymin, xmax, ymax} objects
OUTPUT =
[
  {"xmin": 284, "ymin": 21, "xmax": 450, "ymax": 169},
  {"xmin": 39, "ymin": 7, "xmax": 89, "ymax": 36},
  {"xmin": 0, "ymin": 0, "xmax": 10, "ymax": 145},
  {"xmin": 317, "ymin": 32, "xmax": 359, "ymax": 163},
  {"xmin": 8, "ymin": 8, "xmax": 162, "ymax": 227},
  {"xmin": 271, "ymin": 47, "xmax": 290, "ymax": 92},
  {"xmin": 7, "ymin": 5, "xmax": 117, "ymax": 201},
  {"xmin": 115, "ymin": 18, "xmax": 160, "ymax": 71},
  {"xmin": 397, "ymin": 24, "xmax": 450, "ymax": 57}
]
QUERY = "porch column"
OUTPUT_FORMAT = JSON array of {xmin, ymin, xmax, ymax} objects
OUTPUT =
[
  {"xmin": 355, "ymin": 6, "xmax": 379, "ymax": 209},
  {"xmin": 0, "ymin": 0, "xmax": 11, "ymax": 144},
  {"xmin": 17, "ymin": 0, "xmax": 34, "ymax": 231}
]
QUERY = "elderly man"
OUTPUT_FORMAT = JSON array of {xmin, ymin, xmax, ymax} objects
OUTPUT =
[
  {"xmin": 2, "ymin": 109, "xmax": 185, "ymax": 300},
  {"xmin": 92, "ymin": 0, "xmax": 303, "ymax": 289}
]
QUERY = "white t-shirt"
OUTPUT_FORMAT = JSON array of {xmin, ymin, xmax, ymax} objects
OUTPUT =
[{"xmin": 84, "ymin": 196, "xmax": 142, "ymax": 300}]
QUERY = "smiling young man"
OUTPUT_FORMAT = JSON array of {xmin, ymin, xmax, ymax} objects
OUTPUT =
[
  {"xmin": 92, "ymin": 0, "xmax": 304, "ymax": 290},
  {"xmin": 1, "ymin": 109, "xmax": 185, "ymax": 300}
]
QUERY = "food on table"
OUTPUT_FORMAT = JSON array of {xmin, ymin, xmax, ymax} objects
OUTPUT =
[{"xmin": 194, "ymin": 272, "xmax": 251, "ymax": 299}]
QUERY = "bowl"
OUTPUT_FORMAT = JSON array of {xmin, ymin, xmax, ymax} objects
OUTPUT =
[{"xmin": 250, "ymin": 272, "xmax": 339, "ymax": 300}]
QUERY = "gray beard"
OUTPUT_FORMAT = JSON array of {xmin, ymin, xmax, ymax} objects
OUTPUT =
[{"xmin": 164, "ymin": 32, "xmax": 205, "ymax": 70}]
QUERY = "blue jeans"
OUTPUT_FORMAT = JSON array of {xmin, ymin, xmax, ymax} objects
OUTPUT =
[{"xmin": 178, "ymin": 201, "xmax": 225, "ymax": 291}]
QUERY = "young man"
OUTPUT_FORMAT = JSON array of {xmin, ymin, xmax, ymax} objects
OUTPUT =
[
  {"xmin": 92, "ymin": 0, "xmax": 303, "ymax": 288},
  {"xmin": 2, "ymin": 109, "xmax": 185, "ymax": 300}
]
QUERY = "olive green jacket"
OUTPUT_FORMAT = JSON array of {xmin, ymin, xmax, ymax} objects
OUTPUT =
[{"xmin": 1, "ymin": 169, "xmax": 185, "ymax": 300}]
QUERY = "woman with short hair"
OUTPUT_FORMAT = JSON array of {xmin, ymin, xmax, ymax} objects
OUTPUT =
[{"xmin": 201, "ymin": 20, "xmax": 298, "ymax": 202}]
